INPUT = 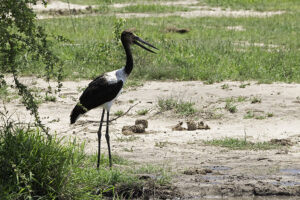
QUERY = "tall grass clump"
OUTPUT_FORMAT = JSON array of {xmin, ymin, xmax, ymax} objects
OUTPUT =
[
  {"xmin": 0, "ymin": 114, "xmax": 173, "ymax": 199},
  {"xmin": 0, "ymin": 118, "xmax": 85, "ymax": 199}
]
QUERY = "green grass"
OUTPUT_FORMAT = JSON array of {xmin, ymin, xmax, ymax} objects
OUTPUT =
[
  {"xmin": 237, "ymin": 96, "xmax": 247, "ymax": 102},
  {"xmin": 0, "ymin": 122, "xmax": 83, "ymax": 199},
  {"xmin": 244, "ymin": 110, "xmax": 274, "ymax": 120},
  {"xmin": 251, "ymin": 96, "xmax": 262, "ymax": 104},
  {"xmin": 3, "ymin": 1, "xmax": 300, "ymax": 83},
  {"xmin": 124, "ymin": 79, "xmax": 144, "ymax": 89},
  {"xmin": 59, "ymin": 0, "xmax": 110, "ymax": 5},
  {"xmin": 225, "ymin": 98, "xmax": 237, "ymax": 113},
  {"xmin": 225, "ymin": 102, "xmax": 237, "ymax": 113},
  {"xmin": 114, "ymin": 110, "xmax": 124, "ymax": 117},
  {"xmin": 28, "ymin": 11, "xmax": 299, "ymax": 83},
  {"xmin": 155, "ymin": 141, "xmax": 169, "ymax": 148},
  {"xmin": 44, "ymin": 94, "xmax": 57, "ymax": 102},
  {"xmin": 116, "ymin": 135, "xmax": 139, "ymax": 142},
  {"xmin": 239, "ymin": 83, "xmax": 250, "ymax": 88},
  {"xmin": 47, "ymin": 4, "xmax": 190, "ymax": 16},
  {"xmin": 202, "ymin": 0, "xmax": 300, "ymax": 11},
  {"xmin": 116, "ymin": 4, "xmax": 190, "ymax": 13},
  {"xmin": 136, "ymin": 109, "xmax": 149, "ymax": 115},
  {"xmin": 204, "ymin": 138, "xmax": 283, "ymax": 150},
  {"xmin": 133, "ymin": 164, "xmax": 172, "ymax": 185},
  {"xmin": 60, "ymin": 0, "xmax": 174, "ymax": 5},
  {"xmin": 157, "ymin": 98, "xmax": 178, "ymax": 111},
  {"xmin": 221, "ymin": 83, "xmax": 229, "ymax": 90},
  {"xmin": 158, "ymin": 97, "xmax": 197, "ymax": 116},
  {"xmin": 60, "ymin": 0, "xmax": 300, "ymax": 11},
  {"xmin": 0, "ymin": 119, "xmax": 172, "ymax": 199},
  {"xmin": 0, "ymin": 83, "xmax": 10, "ymax": 102}
]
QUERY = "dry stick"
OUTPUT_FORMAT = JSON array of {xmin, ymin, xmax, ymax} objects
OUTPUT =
[
  {"xmin": 109, "ymin": 102, "xmax": 140, "ymax": 123},
  {"xmin": 60, "ymin": 102, "xmax": 140, "ymax": 134},
  {"xmin": 83, "ymin": 102, "xmax": 140, "ymax": 124}
]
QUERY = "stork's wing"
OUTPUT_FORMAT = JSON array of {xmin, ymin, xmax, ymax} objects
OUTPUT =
[{"xmin": 79, "ymin": 75, "xmax": 123, "ymax": 110}]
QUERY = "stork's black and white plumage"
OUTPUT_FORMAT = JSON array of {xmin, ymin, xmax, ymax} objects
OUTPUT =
[{"xmin": 70, "ymin": 30, "xmax": 157, "ymax": 168}]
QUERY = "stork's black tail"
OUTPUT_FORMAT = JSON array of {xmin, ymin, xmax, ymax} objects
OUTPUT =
[{"xmin": 70, "ymin": 104, "xmax": 87, "ymax": 124}]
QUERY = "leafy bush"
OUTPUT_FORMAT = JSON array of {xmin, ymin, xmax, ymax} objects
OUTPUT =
[
  {"xmin": 0, "ymin": 120, "xmax": 85, "ymax": 199},
  {"xmin": 0, "ymin": 0, "xmax": 62, "ymax": 134}
]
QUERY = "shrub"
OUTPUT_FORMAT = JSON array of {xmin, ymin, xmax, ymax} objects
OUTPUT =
[{"xmin": 0, "ymin": 121, "xmax": 84, "ymax": 199}]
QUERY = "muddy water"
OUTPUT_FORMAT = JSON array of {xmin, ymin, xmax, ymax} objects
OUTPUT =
[
  {"xmin": 280, "ymin": 169, "xmax": 300, "ymax": 175},
  {"xmin": 200, "ymin": 197, "xmax": 298, "ymax": 200}
]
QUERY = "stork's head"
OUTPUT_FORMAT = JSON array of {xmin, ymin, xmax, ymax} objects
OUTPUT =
[{"xmin": 121, "ymin": 30, "xmax": 158, "ymax": 53}]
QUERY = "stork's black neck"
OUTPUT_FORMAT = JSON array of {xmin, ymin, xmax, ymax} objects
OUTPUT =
[{"xmin": 122, "ymin": 40, "xmax": 133, "ymax": 75}]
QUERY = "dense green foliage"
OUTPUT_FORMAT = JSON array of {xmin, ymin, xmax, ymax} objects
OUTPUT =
[
  {"xmin": 0, "ymin": 117, "xmax": 170, "ymax": 199},
  {"xmin": 0, "ymin": 120, "xmax": 83, "ymax": 199},
  {"xmin": 0, "ymin": 0, "xmax": 63, "ymax": 134},
  {"xmin": 0, "ymin": 0, "xmax": 59, "ymax": 79}
]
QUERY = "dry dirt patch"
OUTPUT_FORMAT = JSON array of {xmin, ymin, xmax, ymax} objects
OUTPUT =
[
  {"xmin": 1, "ymin": 77, "xmax": 300, "ymax": 198},
  {"xmin": 30, "ymin": 0, "xmax": 95, "ymax": 11}
]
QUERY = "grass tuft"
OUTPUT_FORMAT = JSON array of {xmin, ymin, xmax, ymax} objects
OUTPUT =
[
  {"xmin": 244, "ymin": 110, "xmax": 274, "ymax": 119},
  {"xmin": 204, "ymin": 138, "xmax": 283, "ymax": 150},
  {"xmin": 158, "ymin": 97, "xmax": 197, "ymax": 116},
  {"xmin": 114, "ymin": 110, "xmax": 124, "ymax": 117},
  {"xmin": 225, "ymin": 100, "xmax": 237, "ymax": 113},
  {"xmin": 44, "ymin": 94, "xmax": 57, "ymax": 102},
  {"xmin": 117, "ymin": 4, "xmax": 190, "ymax": 13},
  {"xmin": 251, "ymin": 96, "xmax": 262, "ymax": 104},
  {"xmin": 0, "ymin": 83, "xmax": 10, "ymax": 102},
  {"xmin": 136, "ymin": 109, "xmax": 149, "ymax": 115}
]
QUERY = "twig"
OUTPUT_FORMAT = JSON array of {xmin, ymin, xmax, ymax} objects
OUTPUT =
[
  {"xmin": 83, "ymin": 102, "xmax": 140, "ymax": 124},
  {"xmin": 61, "ymin": 102, "xmax": 140, "ymax": 134},
  {"xmin": 109, "ymin": 102, "xmax": 139, "ymax": 122}
]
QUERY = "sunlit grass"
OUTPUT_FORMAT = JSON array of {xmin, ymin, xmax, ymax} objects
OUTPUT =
[
  {"xmin": 116, "ymin": 4, "xmax": 190, "ymax": 13},
  {"xmin": 0, "ymin": 119, "xmax": 172, "ymax": 199},
  {"xmin": 29, "ymin": 11, "xmax": 299, "ymax": 83},
  {"xmin": 202, "ymin": 0, "xmax": 300, "ymax": 11},
  {"xmin": 204, "ymin": 138, "xmax": 283, "ymax": 150}
]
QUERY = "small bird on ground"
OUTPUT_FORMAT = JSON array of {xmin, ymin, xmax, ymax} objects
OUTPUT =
[{"xmin": 70, "ymin": 30, "xmax": 158, "ymax": 168}]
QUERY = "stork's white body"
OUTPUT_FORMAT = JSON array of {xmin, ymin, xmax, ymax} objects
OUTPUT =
[{"xmin": 102, "ymin": 67, "xmax": 128, "ymax": 111}]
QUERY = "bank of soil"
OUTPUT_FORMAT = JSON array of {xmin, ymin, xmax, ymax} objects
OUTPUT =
[{"xmin": 1, "ymin": 76, "xmax": 300, "ymax": 198}]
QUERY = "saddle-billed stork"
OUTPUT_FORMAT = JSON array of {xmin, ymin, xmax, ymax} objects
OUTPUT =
[{"xmin": 70, "ymin": 30, "xmax": 157, "ymax": 168}]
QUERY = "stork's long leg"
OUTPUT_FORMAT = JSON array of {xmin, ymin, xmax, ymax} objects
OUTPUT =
[
  {"xmin": 97, "ymin": 109, "xmax": 105, "ymax": 169},
  {"xmin": 105, "ymin": 111, "xmax": 112, "ymax": 168}
]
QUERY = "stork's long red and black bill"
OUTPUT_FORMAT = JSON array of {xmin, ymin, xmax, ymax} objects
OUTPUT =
[{"xmin": 134, "ymin": 37, "xmax": 158, "ymax": 53}]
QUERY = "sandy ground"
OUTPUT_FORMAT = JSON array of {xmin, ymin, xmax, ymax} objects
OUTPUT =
[
  {"xmin": 1, "ymin": 76, "xmax": 300, "ymax": 199},
  {"xmin": 32, "ymin": 0, "xmax": 284, "ymax": 19}
]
